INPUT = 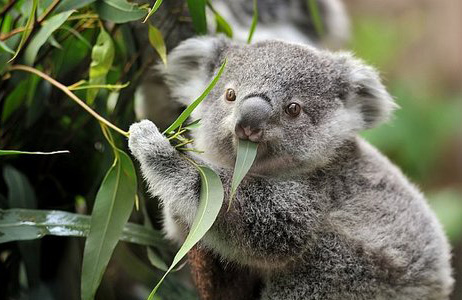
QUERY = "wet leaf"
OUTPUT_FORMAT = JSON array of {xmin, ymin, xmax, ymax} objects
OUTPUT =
[
  {"xmin": 0, "ymin": 150, "xmax": 69, "ymax": 156},
  {"xmin": 147, "ymin": 165, "xmax": 224, "ymax": 298},
  {"xmin": 0, "ymin": 208, "xmax": 164, "ymax": 247},
  {"xmin": 80, "ymin": 150, "xmax": 137, "ymax": 300}
]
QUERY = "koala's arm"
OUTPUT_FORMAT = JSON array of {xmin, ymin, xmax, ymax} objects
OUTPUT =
[
  {"xmin": 128, "ymin": 120, "xmax": 202, "ymax": 226},
  {"xmin": 129, "ymin": 120, "xmax": 323, "ymax": 267}
]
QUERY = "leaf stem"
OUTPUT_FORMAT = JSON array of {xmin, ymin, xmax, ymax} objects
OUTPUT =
[{"xmin": 8, "ymin": 65, "xmax": 129, "ymax": 137}]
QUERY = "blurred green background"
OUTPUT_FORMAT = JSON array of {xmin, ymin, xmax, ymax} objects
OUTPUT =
[{"xmin": 345, "ymin": 0, "xmax": 462, "ymax": 298}]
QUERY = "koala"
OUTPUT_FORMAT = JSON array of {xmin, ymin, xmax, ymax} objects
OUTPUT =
[
  {"xmin": 128, "ymin": 37, "xmax": 454, "ymax": 299},
  {"xmin": 135, "ymin": 0, "xmax": 349, "ymax": 127}
]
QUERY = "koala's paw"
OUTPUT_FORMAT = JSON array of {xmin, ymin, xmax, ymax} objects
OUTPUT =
[{"xmin": 128, "ymin": 120, "xmax": 172, "ymax": 160}]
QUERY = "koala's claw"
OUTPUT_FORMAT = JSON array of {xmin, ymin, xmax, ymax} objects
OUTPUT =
[{"xmin": 128, "ymin": 120, "xmax": 171, "ymax": 160}]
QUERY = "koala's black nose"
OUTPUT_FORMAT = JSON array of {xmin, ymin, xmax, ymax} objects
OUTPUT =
[{"xmin": 235, "ymin": 97, "xmax": 272, "ymax": 142}]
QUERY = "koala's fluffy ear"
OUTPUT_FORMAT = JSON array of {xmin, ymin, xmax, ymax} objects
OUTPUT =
[
  {"xmin": 338, "ymin": 53, "xmax": 397, "ymax": 129},
  {"xmin": 158, "ymin": 36, "xmax": 230, "ymax": 106}
]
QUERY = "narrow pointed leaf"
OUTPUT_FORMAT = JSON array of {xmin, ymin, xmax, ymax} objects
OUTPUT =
[
  {"xmin": 186, "ymin": 0, "xmax": 207, "ymax": 35},
  {"xmin": 147, "ymin": 165, "xmax": 224, "ymax": 298},
  {"xmin": 8, "ymin": 0, "xmax": 38, "ymax": 62},
  {"xmin": 24, "ymin": 10, "xmax": 74, "ymax": 65},
  {"xmin": 80, "ymin": 150, "xmax": 137, "ymax": 300},
  {"xmin": 143, "ymin": 0, "xmax": 163, "ymax": 23},
  {"xmin": 0, "ymin": 208, "xmax": 164, "ymax": 247},
  {"xmin": 0, "ymin": 150, "xmax": 69, "ymax": 156},
  {"xmin": 163, "ymin": 59, "xmax": 227, "ymax": 134},
  {"xmin": 87, "ymin": 27, "xmax": 115, "ymax": 104},
  {"xmin": 215, "ymin": 12, "xmax": 233, "ymax": 38},
  {"xmin": 148, "ymin": 25, "xmax": 167, "ymax": 66},
  {"xmin": 307, "ymin": 0, "xmax": 324, "ymax": 36},
  {"xmin": 247, "ymin": 0, "xmax": 258, "ymax": 44},
  {"xmin": 229, "ymin": 139, "xmax": 258, "ymax": 208}
]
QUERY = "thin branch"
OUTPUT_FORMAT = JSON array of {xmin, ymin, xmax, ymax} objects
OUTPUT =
[
  {"xmin": 7, "ymin": 65, "xmax": 130, "ymax": 137},
  {"xmin": 37, "ymin": 0, "xmax": 61, "ymax": 24}
]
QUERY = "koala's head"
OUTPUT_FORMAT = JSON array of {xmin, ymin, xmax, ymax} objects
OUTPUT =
[{"xmin": 160, "ymin": 37, "xmax": 396, "ymax": 174}]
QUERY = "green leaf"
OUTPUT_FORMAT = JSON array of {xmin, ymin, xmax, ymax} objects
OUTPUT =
[
  {"xmin": 8, "ymin": 0, "xmax": 38, "ymax": 62},
  {"xmin": 55, "ymin": 0, "xmax": 96, "ymax": 13},
  {"xmin": 143, "ymin": 0, "xmax": 163, "ymax": 23},
  {"xmin": 148, "ymin": 25, "xmax": 167, "ymax": 66},
  {"xmin": 87, "ymin": 27, "xmax": 115, "ymax": 104},
  {"xmin": 186, "ymin": 0, "xmax": 207, "ymax": 35},
  {"xmin": 0, "ymin": 40, "xmax": 15, "ymax": 54},
  {"xmin": 247, "ymin": 0, "xmax": 258, "ymax": 44},
  {"xmin": 183, "ymin": 119, "xmax": 201, "ymax": 130},
  {"xmin": 215, "ymin": 12, "xmax": 233, "ymax": 38},
  {"xmin": 24, "ymin": 10, "xmax": 75, "ymax": 65},
  {"xmin": 59, "ymin": 25, "xmax": 92, "ymax": 49},
  {"xmin": 80, "ymin": 150, "xmax": 137, "ymax": 300},
  {"xmin": 95, "ymin": 0, "xmax": 147, "ymax": 24},
  {"xmin": 3, "ymin": 166, "xmax": 40, "ymax": 287},
  {"xmin": 147, "ymin": 165, "xmax": 224, "ymax": 298},
  {"xmin": 0, "ymin": 150, "xmax": 70, "ymax": 156},
  {"xmin": 3, "ymin": 165, "xmax": 36, "ymax": 209},
  {"xmin": 307, "ymin": 0, "xmax": 324, "ymax": 37},
  {"xmin": 228, "ymin": 139, "xmax": 258, "ymax": 209},
  {"xmin": 1, "ymin": 79, "xmax": 28, "ymax": 122},
  {"xmin": 0, "ymin": 208, "xmax": 164, "ymax": 246},
  {"xmin": 163, "ymin": 59, "xmax": 227, "ymax": 134},
  {"xmin": 207, "ymin": 1, "xmax": 233, "ymax": 38}
]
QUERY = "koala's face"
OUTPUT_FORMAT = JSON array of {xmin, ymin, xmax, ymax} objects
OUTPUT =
[{"xmin": 162, "ymin": 37, "xmax": 395, "ymax": 173}]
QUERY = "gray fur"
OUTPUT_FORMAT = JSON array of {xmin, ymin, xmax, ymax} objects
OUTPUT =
[{"xmin": 129, "ymin": 37, "xmax": 453, "ymax": 299}]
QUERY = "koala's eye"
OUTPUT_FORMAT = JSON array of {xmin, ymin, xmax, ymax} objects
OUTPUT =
[
  {"xmin": 225, "ymin": 88, "xmax": 236, "ymax": 102},
  {"xmin": 285, "ymin": 103, "xmax": 301, "ymax": 117}
]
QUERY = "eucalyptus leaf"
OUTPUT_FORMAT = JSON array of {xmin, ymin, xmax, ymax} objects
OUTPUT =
[
  {"xmin": 8, "ymin": 0, "xmax": 38, "ymax": 62},
  {"xmin": 247, "ymin": 0, "xmax": 258, "ymax": 44},
  {"xmin": 0, "ymin": 208, "xmax": 164, "ymax": 246},
  {"xmin": 87, "ymin": 27, "xmax": 115, "ymax": 104},
  {"xmin": 228, "ymin": 139, "xmax": 258, "ymax": 209},
  {"xmin": 0, "ymin": 40, "xmax": 15, "ymax": 54},
  {"xmin": 24, "ymin": 10, "xmax": 74, "ymax": 65},
  {"xmin": 3, "ymin": 166, "xmax": 40, "ymax": 287},
  {"xmin": 1, "ymin": 79, "xmax": 28, "ymax": 122},
  {"xmin": 95, "ymin": 0, "xmax": 147, "ymax": 23},
  {"xmin": 80, "ymin": 150, "xmax": 137, "ymax": 300},
  {"xmin": 0, "ymin": 150, "xmax": 69, "ymax": 156},
  {"xmin": 215, "ymin": 12, "xmax": 233, "ymax": 38},
  {"xmin": 3, "ymin": 165, "xmax": 37, "ymax": 209},
  {"xmin": 163, "ymin": 59, "xmax": 227, "ymax": 134},
  {"xmin": 147, "ymin": 165, "xmax": 224, "ymax": 298},
  {"xmin": 55, "ymin": 0, "xmax": 96, "ymax": 13},
  {"xmin": 143, "ymin": 0, "xmax": 163, "ymax": 23},
  {"xmin": 148, "ymin": 25, "xmax": 167, "ymax": 66},
  {"xmin": 186, "ymin": 0, "xmax": 207, "ymax": 35}
]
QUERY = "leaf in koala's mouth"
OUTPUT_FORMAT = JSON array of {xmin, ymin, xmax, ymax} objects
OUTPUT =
[{"xmin": 228, "ymin": 139, "xmax": 259, "ymax": 210}]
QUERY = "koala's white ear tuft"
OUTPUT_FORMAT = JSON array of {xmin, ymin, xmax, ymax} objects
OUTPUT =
[
  {"xmin": 339, "ymin": 53, "xmax": 397, "ymax": 129},
  {"xmin": 157, "ymin": 36, "xmax": 230, "ymax": 106}
]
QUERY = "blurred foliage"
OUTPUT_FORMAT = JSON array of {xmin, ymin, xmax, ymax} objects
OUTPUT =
[{"xmin": 352, "ymin": 17, "xmax": 462, "ymax": 244}]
